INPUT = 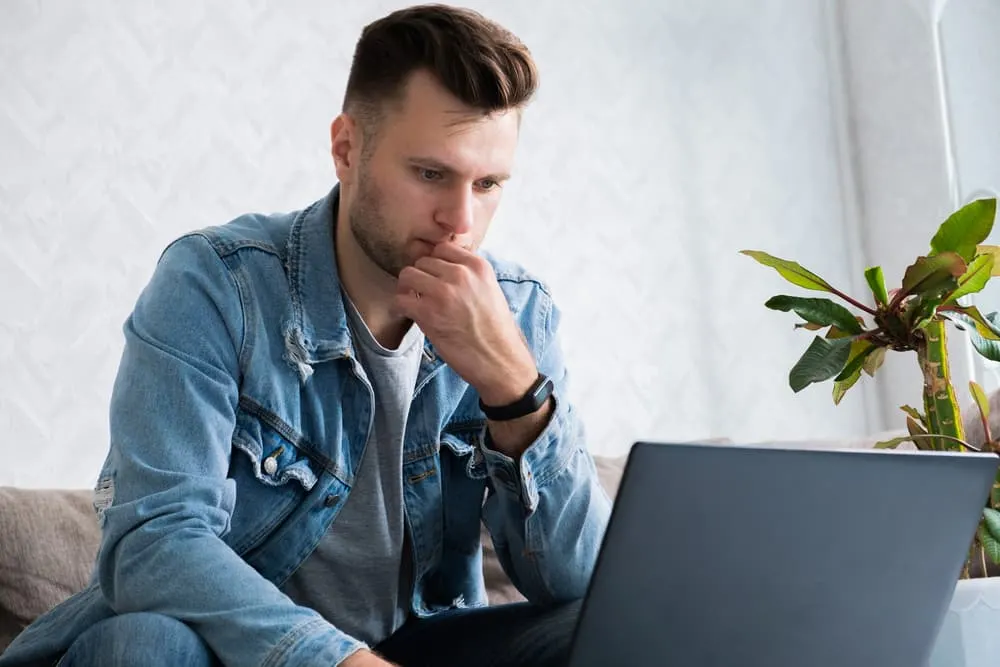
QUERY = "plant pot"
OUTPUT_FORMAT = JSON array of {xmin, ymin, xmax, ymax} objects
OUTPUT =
[{"xmin": 928, "ymin": 577, "xmax": 1000, "ymax": 666}]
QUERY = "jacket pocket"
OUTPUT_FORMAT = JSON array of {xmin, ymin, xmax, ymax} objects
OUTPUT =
[
  {"xmin": 232, "ymin": 408, "xmax": 318, "ymax": 490},
  {"xmin": 225, "ymin": 402, "xmax": 317, "ymax": 555}
]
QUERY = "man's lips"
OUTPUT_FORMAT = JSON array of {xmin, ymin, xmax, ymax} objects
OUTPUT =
[{"xmin": 417, "ymin": 237, "xmax": 473, "ymax": 251}]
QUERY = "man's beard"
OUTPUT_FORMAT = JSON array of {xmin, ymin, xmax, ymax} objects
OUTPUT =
[{"xmin": 348, "ymin": 170, "xmax": 409, "ymax": 278}]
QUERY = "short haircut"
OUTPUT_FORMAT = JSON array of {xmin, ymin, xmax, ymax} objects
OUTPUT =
[{"xmin": 343, "ymin": 4, "xmax": 538, "ymax": 144}]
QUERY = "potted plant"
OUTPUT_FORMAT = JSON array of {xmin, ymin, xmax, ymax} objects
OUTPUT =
[{"xmin": 742, "ymin": 196, "xmax": 1000, "ymax": 666}]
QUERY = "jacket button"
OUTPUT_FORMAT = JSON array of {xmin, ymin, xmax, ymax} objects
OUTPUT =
[{"xmin": 324, "ymin": 494, "xmax": 340, "ymax": 508}]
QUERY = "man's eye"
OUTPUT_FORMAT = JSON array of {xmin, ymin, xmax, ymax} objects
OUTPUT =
[
  {"xmin": 477, "ymin": 179, "xmax": 499, "ymax": 191},
  {"xmin": 418, "ymin": 168, "xmax": 442, "ymax": 181}
]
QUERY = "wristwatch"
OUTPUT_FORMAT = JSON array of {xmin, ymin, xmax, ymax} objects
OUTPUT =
[{"xmin": 479, "ymin": 373, "xmax": 554, "ymax": 421}]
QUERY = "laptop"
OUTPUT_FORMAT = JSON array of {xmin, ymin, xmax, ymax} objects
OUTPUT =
[{"xmin": 567, "ymin": 441, "xmax": 999, "ymax": 667}]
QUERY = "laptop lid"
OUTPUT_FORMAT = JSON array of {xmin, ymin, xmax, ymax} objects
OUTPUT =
[{"xmin": 568, "ymin": 441, "xmax": 999, "ymax": 667}]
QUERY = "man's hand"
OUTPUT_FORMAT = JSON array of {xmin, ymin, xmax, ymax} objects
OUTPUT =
[
  {"xmin": 395, "ymin": 243, "xmax": 538, "ymax": 406},
  {"xmin": 340, "ymin": 649, "xmax": 396, "ymax": 667}
]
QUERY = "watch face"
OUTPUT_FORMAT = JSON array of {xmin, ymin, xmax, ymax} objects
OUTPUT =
[{"xmin": 531, "ymin": 376, "xmax": 553, "ymax": 402}]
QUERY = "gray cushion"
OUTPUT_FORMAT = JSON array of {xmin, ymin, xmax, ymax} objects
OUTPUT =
[{"xmin": 0, "ymin": 487, "xmax": 100, "ymax": 650}]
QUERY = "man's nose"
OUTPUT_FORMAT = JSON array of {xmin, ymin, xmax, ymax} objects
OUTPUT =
[{"xmin": 435, "ymin": 188, "xmax": 474, "ymax": 237}]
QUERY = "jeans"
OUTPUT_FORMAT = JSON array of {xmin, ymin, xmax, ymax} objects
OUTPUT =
[{"xmin": 58, "ymin": 600, "xmax": 582, "ymax": 667}]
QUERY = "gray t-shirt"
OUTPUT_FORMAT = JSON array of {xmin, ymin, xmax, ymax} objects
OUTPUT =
[{"xmin": 280, "ymin": 296, "xmax": 423, "ymax": 646}]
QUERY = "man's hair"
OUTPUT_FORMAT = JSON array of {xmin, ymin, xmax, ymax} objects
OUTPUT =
[{"xmin": 343, "ymin": 4, "xmax": 538, "ymax": 143}]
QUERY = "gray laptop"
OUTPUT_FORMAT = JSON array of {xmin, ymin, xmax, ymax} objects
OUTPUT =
[{"xmin": 567, "ymin": 441, "xmax": 999, "ymax": 667}]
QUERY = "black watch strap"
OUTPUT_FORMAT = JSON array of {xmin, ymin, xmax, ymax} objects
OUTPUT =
[{"xmin": 479, "ymin": 374, "xmax": 554, "ymax": 421}]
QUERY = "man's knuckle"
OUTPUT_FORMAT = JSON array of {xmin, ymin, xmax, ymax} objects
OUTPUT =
[{"xmin": 472, "ymin": 257, "xmax": 491, "ymax": 277}]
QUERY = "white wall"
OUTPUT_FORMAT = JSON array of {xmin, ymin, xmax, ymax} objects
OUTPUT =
[
  {"xmin": 935, "ymin": 0, "xmax": 1000, "ymax": 394},
  {"xmin": 836, "ymin": 0, "xmax": 1000, "ymax": 425},
  {"xmin": 836, "ymin": 0, "xmax": 962, "ymax": 431},
  {"xmin": 938, "ymin": 0, "xmax": 1000, "ymax": 205},
  {"xmin": 0, "ymin": 0, "xmax": 942, "ymax": 489}
]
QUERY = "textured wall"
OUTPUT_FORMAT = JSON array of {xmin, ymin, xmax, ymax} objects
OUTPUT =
[
  {"xmin": 936, "ymin": 0, "xmax": 1000, "ymax": 395},
  {"xmin": 1, "ymin": 0, "xmax": 876, "ymax": 489},
  {"xmin": 838, "ymin": 0, "xmax": 1000, "ymax": 425}
]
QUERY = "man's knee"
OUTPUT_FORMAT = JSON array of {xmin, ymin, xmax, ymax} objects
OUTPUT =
[
  {"xmin": 517, "ymin": 599, "xmax": 583, "ymax": 667},
  {"xmin": 61, "ymin": 612, "xmax": 217, "ymax": 667}
]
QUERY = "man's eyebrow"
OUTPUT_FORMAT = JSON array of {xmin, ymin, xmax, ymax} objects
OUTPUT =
[{"xmin": 408, "ymin": 156, "xmax": 510, "ymax": 181}]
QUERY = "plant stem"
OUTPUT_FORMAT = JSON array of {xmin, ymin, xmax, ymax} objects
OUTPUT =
[
  {"xmin": 830, "ymin": 288, "xmax": 877, "ymax": 316},
  {"xmin": 917, "ymin": 320, "xmax": 966, "ymax": 450}
]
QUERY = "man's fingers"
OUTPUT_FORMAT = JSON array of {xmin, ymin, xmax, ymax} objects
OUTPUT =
[
  {"xmin": 413, "ymin": 255, "xmax": 462, "ymax": 280},
  {"xmin": 397, "ymin": 266, "xmax": 440, "ymax": 298},
  {"xmin": 431, "ymin": 241, "xmax": 477, "ymax": 266}
]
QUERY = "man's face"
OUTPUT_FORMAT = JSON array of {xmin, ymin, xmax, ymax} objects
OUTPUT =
[{"xmin": 342, "ymin": 70, "xmax": 521, "ymax": 278}]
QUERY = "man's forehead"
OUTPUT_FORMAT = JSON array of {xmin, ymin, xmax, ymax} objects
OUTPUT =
[{"xmin": 376, "ymin": 77, "xmax": 519, "ymax": 173}]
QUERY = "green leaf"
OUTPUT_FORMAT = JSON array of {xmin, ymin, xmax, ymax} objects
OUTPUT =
[
  {"xmin": 907, "ymin": 415, "xmax": 928, "ymax": 436},
  {"xmin": 832, "ymin": 373, "xmax": 860, "ymax": 405},
  {"xmin": 947, "ymin": 253, "xmax": 995, "ymax": 303},
  {"xmin": 906, "ymin": 417, "xmax": 936, "ymax": 450},
  {"xmin": 906, "ymin": 294, "xmax": 949, "ymax": 330},
  {"xmin": 874, "ymin": 436, "xmax": 907, "ymax": 449},
  {"xmin": 930, "ymin": 198, "xmax": 997, "ymax": 262},
  {"xmin": 863, "ymin": 347, "xmax": 886, "ymax": 377},
  {"xmin": 971, "ymin": 380, "xmax": 990, "ymax": 426},
  {"xmin": 984, "ymin": 508, "xmax": 1000, "ymax": 541},
  {"xmin": 765, "ymin": 295, "xmax": 864, "ymax": 335},
  {"xmin": 835, "ymin": 341, "xmax": 877, "ymax": 382},
  {"xmin": 900, "ymin": 404, "xmax": 927, "ymax": 429},
  {"xmin": 942, "ymin": 306, "xmax": 1000, "ymax": 341},
  {"xmin": 865, "ymin": 266, "xmax": 889, "ymax": 306},
  {"xmin": 825, "ymin": 326, "xmax": 853, "ymax": 340},
  {"xmin": 968, "ymin": 311, "xmax": 1000, "ymax": 362},
  {"xmin": 740, "ymin": 251, "xmax": 836, "ymax": 293},
  {"xmin": 788, "ymin": 336, "xmax": 854, "ymax": 393},
  {"xmin": 873, "ymin": 433, "xmax": 971, "ymax": 450},
  {"xmin": 832, "ymin": 340, "xmax": 874, "ymax": 405},
  {"xmin": 900, "ymin": 253, "xmax": 966, "ymax": 301},
  {"xmin": 978, "ymin": 524, "xmax": 1000, "ymax": 566},
  {"xmin": 976, "ymin": 245, "xmax": 1000, "ymax": 275}
]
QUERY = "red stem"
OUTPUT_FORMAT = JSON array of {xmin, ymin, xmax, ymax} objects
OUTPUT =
[{"xmin": 831, "ymin": 288, "xmax": 877, "ymax": 316}]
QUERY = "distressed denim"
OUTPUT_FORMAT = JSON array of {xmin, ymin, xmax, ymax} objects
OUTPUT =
[{"xmin": 0, "ymin": 186, "xmax": 611, "ymax": 667}]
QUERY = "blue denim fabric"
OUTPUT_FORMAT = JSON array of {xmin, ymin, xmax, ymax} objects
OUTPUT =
[
  {"xmin": 59, "ymin": 613, "xmax": 219, "ymax": 667},
  {"xmin": 0, "ymin": 185, "xmax": 611, "ymax": 667},
  {"xmin": 57, "ymin": 602, "xmax": 581, "ymax": 667}
]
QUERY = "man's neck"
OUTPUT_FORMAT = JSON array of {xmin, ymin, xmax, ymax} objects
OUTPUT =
[{"xmin": 334, "ymin": 202, "xmax": 412, "ymax": 350}]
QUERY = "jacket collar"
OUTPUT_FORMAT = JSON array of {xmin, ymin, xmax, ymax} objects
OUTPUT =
[
  {"xmin": 282, "ymin": 184, "xmax": 444, "ymax": 376},
  {"xmin": 283, "ymin": 184, "xmax": 352, "ymax": 365}
]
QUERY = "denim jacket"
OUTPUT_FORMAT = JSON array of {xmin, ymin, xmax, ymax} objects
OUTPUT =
[{"xmin": 0, "ymin": 186, "xmax": 612, "ymax": 667}]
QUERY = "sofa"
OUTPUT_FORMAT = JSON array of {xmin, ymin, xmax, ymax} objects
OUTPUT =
[{"xmin": 0, "ymin": 432, "xmax": 910, "ymax": 654}]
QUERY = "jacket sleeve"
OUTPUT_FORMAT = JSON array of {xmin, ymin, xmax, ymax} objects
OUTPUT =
[
  {"xmin": 479, "ymin": 291, "xmax": 613, "ymax": 604},
  {"xmin": 93, "ymin": 234, "xmax": 365, "ymax": 667}
]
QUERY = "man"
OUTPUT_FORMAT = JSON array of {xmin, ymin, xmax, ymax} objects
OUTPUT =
[{"xmin": 0, "ymin": 4, "xmax": 611, "ymax": 666}]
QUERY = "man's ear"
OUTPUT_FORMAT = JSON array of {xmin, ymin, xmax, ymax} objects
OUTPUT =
[{"xmin": 330, "ymin": 113, "xmax": 360, "ymax": 184}]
